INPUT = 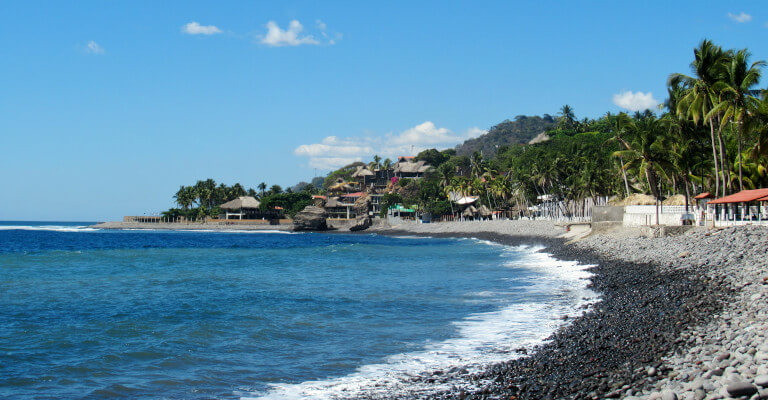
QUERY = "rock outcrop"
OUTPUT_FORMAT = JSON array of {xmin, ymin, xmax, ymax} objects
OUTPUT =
[
  {"xmin": 350, "ymin": 193, "xmax": 372, "ymax": 232},
  {"xmin": 292, "ymin": 206, "xmax": 328, "ymax": 231}
]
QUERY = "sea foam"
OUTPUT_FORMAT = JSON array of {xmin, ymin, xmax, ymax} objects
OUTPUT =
[{"xmin": 247, "ymin": 241, "xmax": 598, "ymax": 400}]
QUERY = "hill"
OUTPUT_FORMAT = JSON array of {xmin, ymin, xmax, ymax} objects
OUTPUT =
[{"xmin": 455, "ymin": 115, "xmax": 557, "ymax": 156}]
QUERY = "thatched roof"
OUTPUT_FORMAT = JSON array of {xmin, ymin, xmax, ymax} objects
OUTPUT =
[
  {"xmin": 220, "ymin": 196, "xmax": 261, "ymax": 210},
  {"xmin": 620, "ymin": 193, "xmax": 657, "ymax": 205},
  {"xmin": 462, "ymin": 205, "xmax": 478, "ymax": 217},
  {"xmin": 478, "ymin": 205, "xmax": 492, "ymax": 216},
  {"xmin": 394, "ymin": 160, "xmax": 431, "ymax": 174},
  {"xmin": 351, "ymin": 166, "xmax": 375, "ymax": 177},
  {"xmin": 329, "ymin": 181, "xmax": 356, "ymax": 192},
  {"xmin": 662, "ymin": 194, "xmax": 686, "ymax": 206}
]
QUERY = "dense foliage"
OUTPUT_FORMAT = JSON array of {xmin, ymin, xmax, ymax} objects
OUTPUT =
[{"xmin": 165, "ymin": 40, "xmax": 767, "ymax": 221}]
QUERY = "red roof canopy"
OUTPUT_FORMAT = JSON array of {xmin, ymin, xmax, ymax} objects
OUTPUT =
[
  {"xmin": 694, "ymin": 192, "xmax": 714, "ymax": 200},
  {"xmin": 708, "ymin": 189, "xmax": 768, "ymax": 204},
  {"xmin": 312, "ymin": 195, "xmax": 327, "ymax": 200}
]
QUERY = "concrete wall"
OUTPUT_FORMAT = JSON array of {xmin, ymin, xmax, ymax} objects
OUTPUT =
[
  {"xmin": 592, "ymin": 206, "xmax": 625, "ymax": 222},
  {"xmin": 624, "ymin": 213, "xmax": 684, "ymax": 227}
]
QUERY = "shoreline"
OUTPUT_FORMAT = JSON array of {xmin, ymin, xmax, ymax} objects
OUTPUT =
[
  {"xmin": 368, "ymin": 221, "xmax": 757, "ymax": 400},
  {"xmin": 88, "ymin": 219, "xmax": 768, "ymax": 398}
]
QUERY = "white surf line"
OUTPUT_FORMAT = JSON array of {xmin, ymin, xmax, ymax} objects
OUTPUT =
[{"xmin": 245, "ymin": 242, "xmax": 599, "ymax": 400}]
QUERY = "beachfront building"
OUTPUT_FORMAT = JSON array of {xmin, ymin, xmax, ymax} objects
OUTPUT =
[
  {"xmin": 351, "ymin": 166, "xmax": 377, "ymax": 187},
  {"xmin": 219, "ymin": 196, "xmax": 261, "ymax": 219},
  {"xmin": 706, "ymin": 189, "xmax": 768, "ymax": 227},
  {"xmin": 324, "ymin": 194, "xmax": 360, "ymax": 219},
  {"xmin": 393, "ymin": 158, "xmax": 432, "ymax": 179}
]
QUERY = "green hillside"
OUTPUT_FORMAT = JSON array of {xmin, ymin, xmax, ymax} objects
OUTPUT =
[{"xmin": 455, "ymin": 115, "xmax": 557, "ymax": 156}]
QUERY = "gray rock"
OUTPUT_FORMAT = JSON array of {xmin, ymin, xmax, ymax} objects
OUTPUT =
[
  {"xmin": 726, "ymin": 381, "xmax": 758, "ymax": 397},
  {"xmin": 292, "ymin": 206, "xmax": 328, "ymax": 231},
  {"xmin": 662, "ymin": 390, "xmax": 679, "ymax": 400},
  {"xmin": 755, "ymin": 375, "xmax": 768, "ymax": 388}
]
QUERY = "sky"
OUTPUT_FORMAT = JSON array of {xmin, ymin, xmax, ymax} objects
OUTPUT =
[{"xmin": 1, "ymin": 1, "xmax": 767, "ymax": 221}]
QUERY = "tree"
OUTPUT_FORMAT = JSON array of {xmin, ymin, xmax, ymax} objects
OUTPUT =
[
  {"xmin": 612, "ymin": 116, "xmax": 674, "ymax": 200},
  {"xmin": 174, "ymin": 186, "xmax": 195, "ymax": 210},
  {"xmin": 269, "ymin": 184, "xmax": 283, "ymax": 195},
  {"xmin": 258, "ymin": 182, "xmax": 267, "ymax": 197},
  {"xmin": 558, "ymin": 105, "xmax": 576, "ymax": 129},
  {"xmin": 710, "ymin": 49, "xmax": 765, "ymax": 191},
  {"xmin": 415, "ymin": 148, "xmax": 450, "ymax": 167},
  {"xmin": 670, "ymin": 39, "xmax": 729, "ymax": 196},
  {"xmin": 605, "ymin": 112, "xmax": 635, "ymax": 197}
]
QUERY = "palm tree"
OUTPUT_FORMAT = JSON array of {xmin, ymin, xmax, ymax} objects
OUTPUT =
[
  {"xmin": 258, "ymin": 182, "xmax": 267, "ymax": 197},
  {"xmin": 174, "ymin": 186, "xmax": 194, "ymax": 210},
  {"xmin": 558, "ymin": 105, "xmax": 576, "ymax": 129},
  {"xmin": 605, "ymin": 112, "xmax": 636, "ymax": 197},
  {"xmin": 670, "ymin": 39, "xmax": 729, "ymax": 196},
  {"xmin": 745, "ymin": 94, "xmax": 768, "ymax": 161},
  {"xmin": 612, "ymin": 116, "xmax": 675, "ymax": 201},
  {"xmin": 373, "ymin": 155, "xmax": 382, "ymax": 170},
  {"xmin": 709, "ymin": 49, "xmax": 765, "ymax": 191}
]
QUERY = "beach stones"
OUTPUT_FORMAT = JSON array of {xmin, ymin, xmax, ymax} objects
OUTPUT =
[
  {"xmin": 755, "ymin": 375, "xmax": 768, "ymax": 388},
  {"xmin": 661, "ymin": 390, "xmax": 679, "ymax": 400},
  {"xmin": 725, "ymin": 380, "xmax": 757, "ymax": 397}
]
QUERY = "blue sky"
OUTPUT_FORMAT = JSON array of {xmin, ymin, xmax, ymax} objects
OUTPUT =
[{"xmin": 1, "ymin": 1, "xmax": 767, "ymax": 221}]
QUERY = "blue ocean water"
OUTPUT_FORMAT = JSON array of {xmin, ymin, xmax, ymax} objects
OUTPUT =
[{"xmin": 0, "ymin": 222, "xmax": 596, "ymax": 399}]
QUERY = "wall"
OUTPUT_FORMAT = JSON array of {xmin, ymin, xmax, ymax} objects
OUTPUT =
[{"xmin": 592, "ymin": 206, "xmax": 624, "ymax": 222}]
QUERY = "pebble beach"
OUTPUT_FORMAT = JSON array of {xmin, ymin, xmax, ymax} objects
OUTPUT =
[{"xmin": 374, "ymin": 220, "xmax": 768, "ymax": 400}]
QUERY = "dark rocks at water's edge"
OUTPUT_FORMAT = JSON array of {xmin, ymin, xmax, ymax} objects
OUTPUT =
[
  {"xmin": 292, "ymin": 206, "xmax": 328, "ymax": 231},
  {"xmin": 366, "ymin": 231, "xmax": 731, "ymax": 400},
  {"xmin": 349, "ymin": 216, "xmax": 372, "ymax": 232}
]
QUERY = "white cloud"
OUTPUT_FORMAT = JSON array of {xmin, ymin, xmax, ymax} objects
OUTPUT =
[
  {"xmin": 294, "ymin": 122, "xmax": 485, "ymax": 171},
  {"xmin": 464, "ymin": 127, "xmax": 487, "ymax": 139},
  {"xmin": 316, "ymin": 19, "xmax": 327, "ymax": 31},
  {"xmin": 308, "ymin": 157, "xmax": 363, "ymax": 170},
  {"xmin": 390, "ymin": 121, "xmax": 459, "ymax": 145},
  {"xmin": 727, "ymin": 12, "xmax": 752, "ymax": 23},
  {"xmin": 260, "ymin": 20, "xmax": 319, "ymax": 47},
  {"xmin": 612, "ymin": 91, "xmax": 659, "ymax": 112},
  {"xmin": 86, "ymin": 40, "xmax": 104, "ymax": 54},
  {"xmin": 293, "ymin": 137, "xmax": 373, "ymax": 157},
  {"xmin": 182, "ymin": 21, "xmax": 222, "ymax": 35}
]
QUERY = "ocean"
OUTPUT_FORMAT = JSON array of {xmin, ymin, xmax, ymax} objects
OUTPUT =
[{"xmin": 0, "ymin": 222, "xmax": 596, "ymax": 399}]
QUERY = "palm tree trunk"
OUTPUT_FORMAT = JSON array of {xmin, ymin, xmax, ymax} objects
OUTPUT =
[
  {"xmin": 619, "ymin": 156, "xmax": 630, "ymax": 197},
  {"xmin": 717, "ymin": 127, "xmax": 729, "ymax": 194},
  {"xmin": 737, "ymin": 122, "xmax": 744, "ymax": 192},
  {"xmin": 708, "ymin": 120, "xmax": 720, "ymax": 198}
]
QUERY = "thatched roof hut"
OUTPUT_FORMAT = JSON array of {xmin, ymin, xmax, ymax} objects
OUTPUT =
[
  {"xmin": 620, "ymin": 193, "xmax": 657, "ymax": 206},
  {"xmin": 462, "ymin": 205, "xmax": 478, "ymax": 217},
  {"xmin": 351, "ymin": 166, "xmax": 375, "ymax": 178},
  {"xmin": 662, "ymin": 194, "xmax": 686, "ymax": 206},
  {"xmin": 219, "ymin": 196, "xmax": 261, "ymax": 210},
  {"xmin": 478, "ymin": 205, "xmax": 492, "ymax": 217},
  {"xmin": 328, "ymin": 181, "xmax": 356, "ymax": 193},
  {"xmin": 394, "ymin": 160, "xmax": 431, "ymax": 174}
]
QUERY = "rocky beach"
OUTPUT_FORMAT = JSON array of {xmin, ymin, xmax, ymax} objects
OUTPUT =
[{"xmin": 370, "ymin": 220, "xmax": 768, "ymax": 400}]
